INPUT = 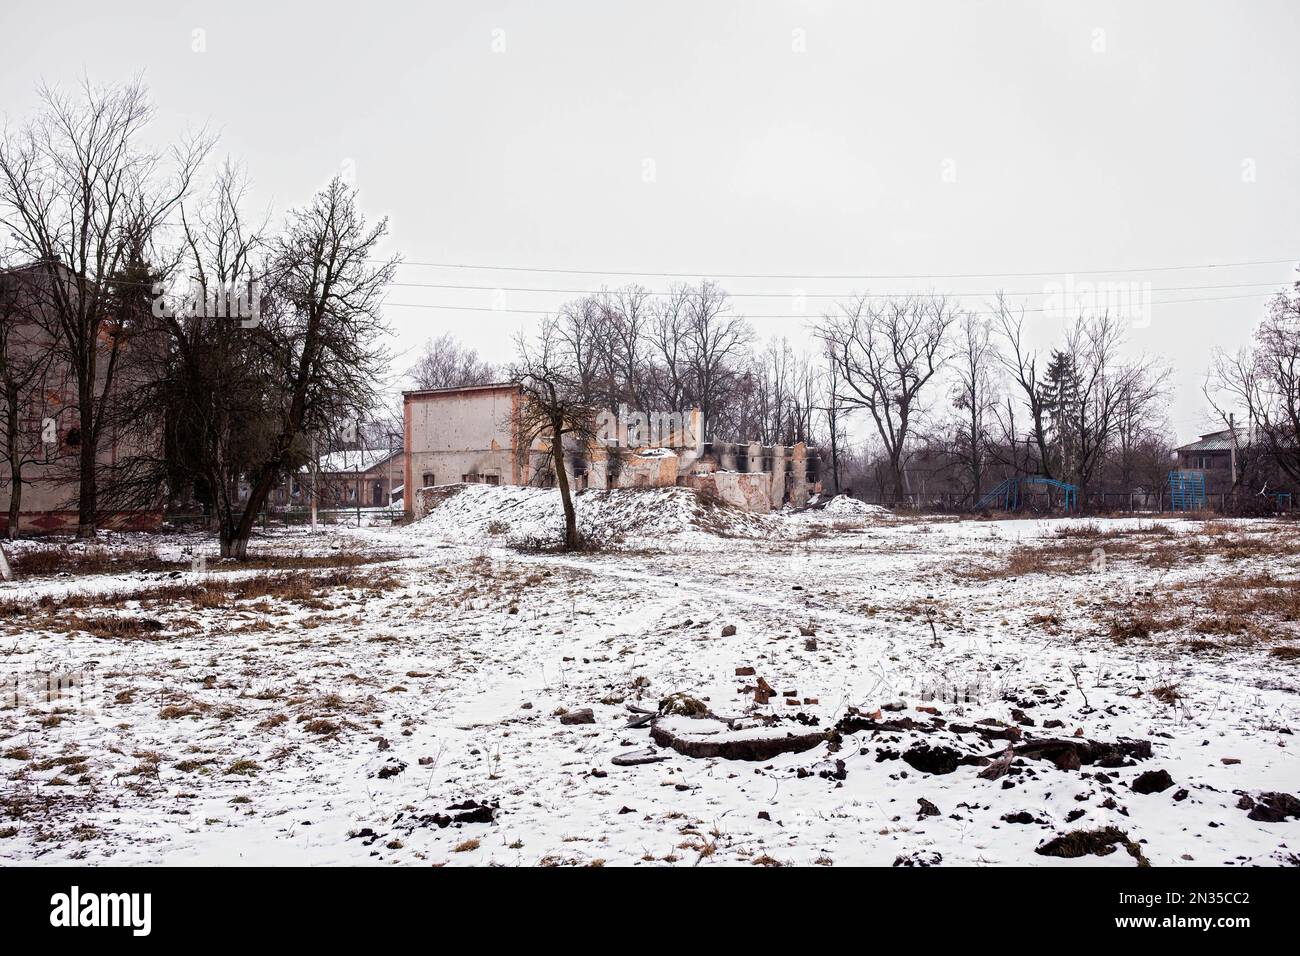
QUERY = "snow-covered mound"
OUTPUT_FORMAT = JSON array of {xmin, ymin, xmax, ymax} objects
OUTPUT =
[
  {"xmin": 409, "ymin": 483, "xmax": 783, "ymax": 547},
  {"xmin": 795, "ymin": 494, "xmax": 892, "ymax": 522},
  {"xmin": 821, "ymin": 495, "xmax": 891, "ymax": 519}
]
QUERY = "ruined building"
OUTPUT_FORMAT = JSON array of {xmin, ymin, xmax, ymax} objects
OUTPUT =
[
  {"xmin": 402, "ymin": 382, "xmax": 822, "ymax": 517},
  {"xmin": 0, "ymin": 262, "xmax": 162, "ymax": 534}
]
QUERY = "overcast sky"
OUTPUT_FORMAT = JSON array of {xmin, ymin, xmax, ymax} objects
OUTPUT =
[{"xmin": 2, "ymin": 0, "xmax": 1297, "ymax": 444}]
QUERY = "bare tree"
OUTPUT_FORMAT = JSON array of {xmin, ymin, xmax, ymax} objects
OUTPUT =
[
  {"xmin": 684, "ymin": 280, "xmax": 751, "ymax": 440},
  {"xmin": 1058, "ymin": 313, "xmax": 1133, "ymax": 500},
  {"xmin": 1206, "ymin": 347, "xmax": 1268, "ymax": 491},
  {"xmin": 750, "ymin": 337, "xmax": 820, "ymax": 447},
  {"xmin": 1112, "ymin": 358, "xmax": 1171, "ymax": 490},
  {"xmin": 1207, "ymin": 279, "xmax": 1300, "ymax": 488},
  {"xmin": 820, "ymin": 339, "xmax": 846, "ymax": 493},
  {"xmin": 645, "ymin": 284, "xmax": 693, "ymax": 412},
  {"xmin": 751, "ymin": 339, "xmax": 788, "ymax": 445},
  {"xmin": 949, "ymin": 310, "xmax": 998, "ymax": 503},
  {"xmin": 224, "ymin": 178, "xmax": 396, "ymax": 557},
  {"xmin": 594, "ymin": 285, "xmax": 652, "ymax": 412},
  {"xmin": 993, "ymin": 294, "xmax": 1054, "ymax": 479},
  {"xmin": 0, "ymin": 77, "xmax": 211, "ymax": 537},
  {"xmin": 988, "ymin": 394, "xmax": 1038, "ymax": 479},
  {"xmin": 512, "ymin": 314, "xmax": 599, "ymax": 550},
  {"xmin": 818, "ymin": 295, "xmax": 954, "ymax": 503},
  {"xmin": 555, "ymin": 295, "xmax": 605, "ymax": 407},
  {"xmin": 108, "ymin": 161, "xmax": 272, "ymax": 541},
  {"xmin": 409, "ymin": 332, "xmax": 495, "ymax": 390}
]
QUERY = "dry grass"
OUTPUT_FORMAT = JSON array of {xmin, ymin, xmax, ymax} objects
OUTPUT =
[
  {"xmin": 972, "ymin": 522, "xmax": 1300, "ymax": 659},
  {"xmin": 965, "ymin": 541, "xmax": 1111, "ymax": 580},
  {"xmin": 1027, "ymin": 611, "xmax": 1064, "ymax": 633},
  {"xmin": 964, "ymin": 524, "xmax": 1300, "ymax": 582},
  {"xmin": 61, "ymin": 615, "xmax": 167, "ymax": 641},
  {"xmin": 174, "ymin": 758, "xmax": 217, "ymax": 773},
  {"xmin": 1052, "ymin": 520, "xmax": 1177, "ymax": 541},
  {"xmin": 300, "ymin": 718, "xmax": 341, "ymax": 736},
  {"xmin": 7, "ymin": 544, "xmax": 399, "ymax": 580},
  {"xmin": 1108, "ymin": 613, "xmax": 1154, "ymax": 643},
  {"xmin": 200, "ymin": 567, "xmax": 400, "ymax": 607},
  {"xmin": 159, "ymin": 704, "xmax": 198, "ymax": 720},
  {"xmin": 1, "ymin": 566, "xmax": 403, "ymax": 631},
  {"xmin": 1174, "ymin": 573, "xmax": 1300, "ymax": 644},
  {"xmin": 1078, "ymin": 567, "xmax": 1300, "ymax": 653},
  {"xmin": 1150, "ymin": 684, "xmax": 1182, "ymax": 704},
  {"xmin": 11, "ymin": 546, "xmax": 170, "ymax": 577}
]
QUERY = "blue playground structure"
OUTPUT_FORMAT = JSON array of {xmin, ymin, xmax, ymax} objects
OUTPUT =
[
  {"xmin": 975, "ymin": 476, "xmax": 1080, "ymax": 513},
  {"xmin": 1167, "ymin": 471, "xmax": 1208, "ymax": 511}
]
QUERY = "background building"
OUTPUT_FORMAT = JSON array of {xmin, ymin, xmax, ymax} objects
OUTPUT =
[{"xmin": 402, "ymin": 382, "xmax": 821, "ymax": 517}]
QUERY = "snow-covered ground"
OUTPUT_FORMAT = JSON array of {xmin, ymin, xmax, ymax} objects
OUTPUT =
[{"xmin": 1, "ymin": 487, "xmax": 1297, "ymax": 866}]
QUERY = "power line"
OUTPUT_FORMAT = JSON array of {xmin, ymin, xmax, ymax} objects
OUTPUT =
[
  {"xmin": 40, "ymin": 256, "xmax": 1298, "ymax": 307},
  {"xmin": 385, "ymin": 255, "xmax": 1299, "ymax": 281},
  {"xmin": 382, "ymin": 290, "xmax": 1279, "ymax": 317},
  {"xmin": 382, "ymin": 279, "xmax": 1285, "ymax": 298},
  {"xmin": 92, "ymin": 271, "xmax": 1291, "ymax": 299}
]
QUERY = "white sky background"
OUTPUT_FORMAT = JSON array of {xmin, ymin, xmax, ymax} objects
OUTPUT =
[{"xmin": 1, "ymin": 0, "xmax": 1297, "ymax": 446}]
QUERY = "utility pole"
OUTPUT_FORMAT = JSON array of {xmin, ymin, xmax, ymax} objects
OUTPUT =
[
  {"xmin": 1229, "ymin": 412, "xmax": 1238, "ymax": 486},
  {"xmin": 310, "ymin": 433, "xmax": 318, "ymax": 532},
  {"xmin": 354, "ymin": 418, "xmax": 363, "ymax": 528},
  {"xmin": 389, "ymin": 429, "xmax": 399, "ymax": 512}
]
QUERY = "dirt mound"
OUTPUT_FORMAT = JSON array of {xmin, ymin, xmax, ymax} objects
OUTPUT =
[{"xmin": 1036, "ymin": 827, "xmax": 1150, "ymax": 866}]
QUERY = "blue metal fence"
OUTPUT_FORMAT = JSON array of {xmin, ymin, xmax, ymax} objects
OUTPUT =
[
  {"xmin": 974, "ymin": 476, "xmax": 1080, "ymax": 513},
  {"xmin": 1168, "ymin": 471, "xmax": 1208, "ymax": 511}
]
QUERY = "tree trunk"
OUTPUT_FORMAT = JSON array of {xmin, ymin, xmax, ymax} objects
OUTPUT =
[
  {"xmin": 889, "ymin": 453, "xmax": 906, "ymax": 505},
  {"xmin": 7, "ymin": 466, "xmax": 19, "ymax": 540},
  {"xmin": 219, "ymin": 535, "xmax": 249, "ymax": 560},
  {"xmin": 1030, "ymin": 404, "xmax": 1053, "ymax": 479},
  {"xmin": 76, "ymin": 395, "xmax": 96, "ymax": 539},
  {"xmin": 228, "ymin": 468, "xmax": 278, "ymax": 560},
  {"xmin": 828, "ymin": 427, "xmax": 841, "ymax": 494},
  {"xmin": 551, "ymin": 420, "xmax": 578, "ymax": 550}
]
